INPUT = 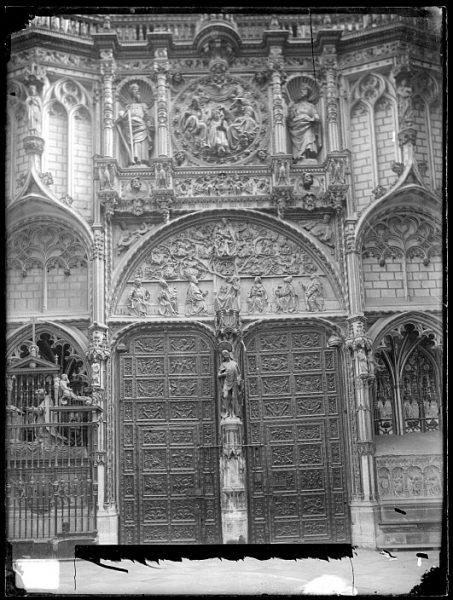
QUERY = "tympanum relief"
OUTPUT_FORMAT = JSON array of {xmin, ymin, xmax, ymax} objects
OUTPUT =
[{"xmin": 115, "ymin": 217, "xmax": 339, "ymax": 316}]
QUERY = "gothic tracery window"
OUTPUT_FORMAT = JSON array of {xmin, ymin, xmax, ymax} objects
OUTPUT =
[{"xmin": 373, "ymin": 324, "xmax": 441, "ymax": 436}]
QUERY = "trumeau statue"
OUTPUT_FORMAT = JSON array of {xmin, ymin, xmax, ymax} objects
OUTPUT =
[
  {"xmin": 286, "ymin": 78, "xmax": 322, "ymax": 162},
  {"xmin": 116, "ymin": 82, "xmax": 155, "ymax": 167},
  {"xmin": 218, "ymin": 349, "xmax": 242, "ymax": 419}
]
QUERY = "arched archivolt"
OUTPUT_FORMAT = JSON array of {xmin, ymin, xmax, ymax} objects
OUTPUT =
[
  {"xmin": 7, "ymin": 195, "xmax": 94, "ymax": 251},
  {"xmin": 356, "ymin": 186, "xmax": 441, "ymax": 250},
  {"xmin": 109, "ymin": 209, "xmax": 346, "ymax": 317},
  {"xmin": 6, "ymin": 320, "xmax": 89, "ymax": 379},
  {"xmin": 367, "ymin": 311, "xmax": 443, "ymax": 350}
]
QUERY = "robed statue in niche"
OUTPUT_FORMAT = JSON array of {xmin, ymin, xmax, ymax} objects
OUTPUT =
[
  {"xmin": 116, "ymin": 82, "xmax": 155, "ymax": 167},
  {"xmin": 286, "ymin": 78, "xmax": 322, "ymax": 163},
  {"xmin": 218, "ymin": 349, "xmax": 242, "ymax": 419}
]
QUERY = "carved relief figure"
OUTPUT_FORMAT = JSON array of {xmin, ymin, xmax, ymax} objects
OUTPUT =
[
  {"xmin": 356, "ymin": 347, "xmax": 369, "ymax": 375},
  {"xmin": 396, "ymin": 78, "xmax": 414, "ymax": 129},
  {"xmin": 302, "ymin": 273, "xmax": 325, "ymax": 311},
  {"xmin": 404, "ymin": 396, "xmax": 420, "ymax": 419},
  {"xmin": 214, "ymin": 276, "xmax": 240, "ymax": 313},
  {"xmin": 287, "ymin": 84, "xmax": 322, "ymax": 161},
  {"xmin": 157, "ymin": 279, "xmax": 178, "ymax": 316},
  {"xmin": 218, "ymin": 349, "xmax": 242, "ymax": 419},
  {"xmin": 156, "ymin": 163, "xmax": 168, "ymax": 188},
  {"xmin": 247, "ymin": 276, "xmax": 268, "ymax": 313},
  {"xmin": 59, "ymin": 374, "xmax": 91, "ymax": 405},
  {"xmin": 117, "ymin": 83, "xmax": 155, "ymax": 166},
  {"xmin": 25, "ymin": 84, "xmax": 42, "ymax": 135},
  {"xmin": 127, "ymin": 276, "xmax": 151, "ymax": 317},
  {"xmin": 117, "ymin": 222, "xmax": 152, "ymax": 254},
  {"xmin": 26, "ymin": 389, "xmax": 54, "ymax": 443},
  {"xmin": 303, "ymin": 214, "xmax": 334, "ymax": 248},
  {"xmin": 205, "ymin": 105, "xmax": 230, "ymax": 156},
  {"xmin": 424, "ymin": 397, "xmax": 439, "ymax": 420},
  {"xmin": 275, "ymin": 276, "xmax": 298, "ymax": 312},
  {"xmin": 377, "ymin": 397, "xmax": 393, "ymax": 420},
  {"xmin": 185, "ymin": 275, "xmax": 208, "ymax": 316},
  {"xmin": 275, "ymin": 160, "xmax": 289, "ymax": 185}
]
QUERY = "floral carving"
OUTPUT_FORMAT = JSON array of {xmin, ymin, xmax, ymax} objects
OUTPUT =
[
  {"xmin": 7, "ymin": 223, "xmax": 88, "ymax": 276},
  {"xmin": 362, "ymin": 214, "xmax": 441, "ymax": 267},
  {"xmin": 133, "ymin": 217, "xmax": 318, "ymax": 282}
]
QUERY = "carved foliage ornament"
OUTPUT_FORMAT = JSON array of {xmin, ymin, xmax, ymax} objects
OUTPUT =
[
  {"xmin": 171, "ymin": 75, "xmax": 269, "ymax": 165},
  {"xmin": 7, "ymin": 223, "xmax": 88, "ymax": 276},
  {"xmin": 131, "ymin": 218, "xmax": 318, "ymax": 282},
  {"xmin": 362, "ymin": 214, "xmax": 441, "ymax": 267}
]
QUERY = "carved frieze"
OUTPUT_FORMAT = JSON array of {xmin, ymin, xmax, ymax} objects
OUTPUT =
[
  {"xmin": 175, "ymin": 173, "xmax": 270, "ymax": 197},
  {"xmin": 376, "ymin": 456, "xmax": 442, "ymax": 499}
]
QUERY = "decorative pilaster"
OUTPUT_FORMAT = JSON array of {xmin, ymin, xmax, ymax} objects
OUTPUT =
[
  {"xmin": 267, "ymin": 46, "xmax": 287, "ymax": 154},
  {"xmin": 320, "ymin": 44, "xmax": 340, "ymax": 152},
  {"xmin": 153, "ymin": 47, "xmax": 170, "ymax": 157},
  {"xmin": 345, "ymin": 316, "xmax": 379, "ymax": 545},
  {"xmin": 100, "ymin": 49, "xmax": 116, "ymax": 158}
]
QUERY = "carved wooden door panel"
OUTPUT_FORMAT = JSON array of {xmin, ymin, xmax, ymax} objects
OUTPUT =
[
  {"xmin": 244, "ymin": 326, "xmax": 350, "ymax": 544},
  {"xmin": 119, "ymin": 328, "xmax": 221, "ymax": 544}
]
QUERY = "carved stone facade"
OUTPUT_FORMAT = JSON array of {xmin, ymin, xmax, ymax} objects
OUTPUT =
[{"xmin": 5, "ymin": 9, "xmax": 444, "ymax": 554}]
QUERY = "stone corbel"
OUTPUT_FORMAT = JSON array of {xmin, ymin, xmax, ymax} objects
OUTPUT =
[
  {"xmin": 99, "ymin": 190, "xmax": 119, "ymax": 220},
  {"xmin": 326, "ymin": 184, "xmax": 348, "ymax": 213},
  {"xmin": 271, "ymin": 187, "xmax": 293, "ymax": 219},
  {"xmin": 154, "ymin": 189, "xmax": 174, "ymax": 223}
]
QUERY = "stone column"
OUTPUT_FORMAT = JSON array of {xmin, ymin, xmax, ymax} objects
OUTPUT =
[
  {"xmin": 153, "ymin": 48, "xmax": 170, "ymax": 158},
  {"xmin": 321, "ymin": 45, "xmax": 340, "ymax": 152},
  {"xmin": 268, "ymin": 46, "xmax": 287, "ymax": 154},
  {"xmin": 215, "ymin": 298, "xmax": 248, "ymax": 542},
  {"xmin": 344, "ymin": 218, "xmax": 379, "ymax": 547},
  {"xmin": 100, "ymin": 49, "xmax": 116, "ymax": 158}
]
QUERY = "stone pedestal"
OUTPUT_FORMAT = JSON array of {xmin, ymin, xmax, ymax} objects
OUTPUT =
[
  {"xmin": 96, "ymin": 505, "xmax": 119, "ymax": 544},
  {"xmin": 220, "ymin": 416, "xmax": 248, "ymax": 543},
  {"xmin": 350, "ymin": 500, "xmax": 378, "ymax": 548}
]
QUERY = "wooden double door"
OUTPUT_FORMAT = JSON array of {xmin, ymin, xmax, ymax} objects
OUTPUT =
[
  {"xmin": 118, "ymin": 327, "xmax": 222, "ymax": 544},
  {"xmin": 243, "ymin": 325, "xmax": 351, "ymax": 544},
  {"xmin": 118, "ymin": 323, "xmax": 351, "ymax": 545}
]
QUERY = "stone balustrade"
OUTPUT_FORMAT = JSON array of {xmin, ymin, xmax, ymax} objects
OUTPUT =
[{"xmin": 17, "ymin": 12, "xmax": 434, "ymax": 44}]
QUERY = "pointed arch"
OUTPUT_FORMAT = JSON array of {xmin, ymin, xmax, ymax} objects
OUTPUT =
[{"xmin": 109, "ymin": 209, "xmax": 346, "ymax": 317}]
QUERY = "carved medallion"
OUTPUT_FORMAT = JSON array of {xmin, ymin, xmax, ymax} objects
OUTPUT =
[{"xmin": 171, "ymin": 75, "xmax": 269, "ymax": 165}]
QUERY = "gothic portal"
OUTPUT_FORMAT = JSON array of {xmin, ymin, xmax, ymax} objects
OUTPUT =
[{"xmin": 5, "ymin": 10, "xmax": 444, "ymax": 556}]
